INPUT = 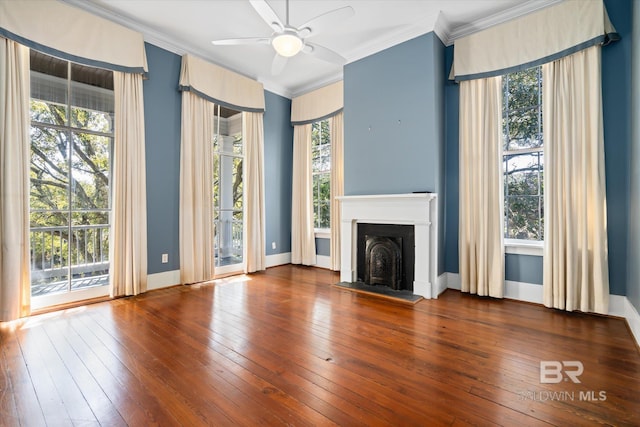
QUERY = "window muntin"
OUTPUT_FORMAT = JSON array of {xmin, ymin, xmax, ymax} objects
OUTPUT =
[
  {"xmin": 312, "ymin": 119, "xmax": 331, "ymax": 230},
  {"xmin": 503, "ymin": 66, "xmax": 544, "ymax": 241},
  {"xmin": 29, "ymin": 50, "xmax": 113, "ymax": 297}
]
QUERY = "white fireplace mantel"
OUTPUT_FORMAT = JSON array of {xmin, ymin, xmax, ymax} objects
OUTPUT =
[{"xmin": 337, "ymin": 193, "xmax": 439, "ymax": 299}]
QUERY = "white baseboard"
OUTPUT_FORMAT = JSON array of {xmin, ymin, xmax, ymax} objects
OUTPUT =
[
  {"xmin": 266, "ymin": 252, "xmax": 292, "ymax": 268},
  {"xmin": 147, "ymin": 253, "xmax": 293, "ymax": 291},
  {"xmin": 443, "ymin": 272, "xmax": 640, "ymax": 347},
  {"xmin": 609, "ymin": 294, "xmax": 628, "ymax": 318},
  {"xmin": 445, "ymin": 272, "xmax": 461, "ymax": 290},
  {"xmin": 315, "ymin": 255, "xmax": 331, "ymax": 270},
  {"xmin": 147, "ymin": 270, "xmax": 180, "ymax": 290},
  {"xmin": 436, "ymin": 273, "xmax": 449, "ymax": 296},
  {"xmin": 623, "ymin": 298, "xmax": 640, "ymax": 347},
  {"xmin": 505, "ymin": 280, "xmax": 544, "ymax": 304}
]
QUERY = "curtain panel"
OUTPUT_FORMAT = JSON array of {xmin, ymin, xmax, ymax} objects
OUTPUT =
[
  {"xmin": 458, "ymin": 76, "xmax": 504, "ymax": 298},
  {"xmin": 452, "ymin": 0, "xmax": 617, "ymax": 81},
  {"xmin": 329, "ymin": 112, "xmax": 344, "ymax": 271},
  {"xmin": 0, "ymin": 0, "xmax": 147, "ymax": 74},
  {"xmin": 179, "ymin": 92, "xmax": 215, "ymax": 284},
  {"xmin": 244, "ymin": 112, "xmax": 266, "ymax": 273},
  {"xmin": 542, "ymin": 46, "xmax": 609, "ymax": 314},
  {"xmin": 110, "ymin": 71, "xmax": 148, "ymax": 297},
  {"xmin": 291, "ymin": 124, "xmax": 316, "ymax": 265},
  {"xmin": 0, "ymin": 37, "xmax": 30, "ymax": 321}
]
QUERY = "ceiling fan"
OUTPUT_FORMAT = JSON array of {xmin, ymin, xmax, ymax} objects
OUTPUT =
[{"xmin": 211, "ymin": 0, "xmax": 355, "ymax": 75}]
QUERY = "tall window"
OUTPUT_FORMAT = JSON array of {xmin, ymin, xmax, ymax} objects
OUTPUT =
[
  {"xmin": 213, "ymin": 105, "xmax": 244, "ymax": 269},
  {"xmin": 29, "ymin": 50, "xmax": 114, "ymax": 297},
  {"xmin": 503, "ymin": 66, "xmax": 543, "ymax": 241},
  {"xmin": 311, "ymin": 119, "xmax": 331, "ymax": 230}
]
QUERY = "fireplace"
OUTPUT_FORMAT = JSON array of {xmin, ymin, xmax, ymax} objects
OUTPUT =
[
  {"xmin": 357, "ymin": 223, "xmax": 414, "ymax": 291},
  {"xmin": 337, "ymin": 193, "xmax": 438, "ymax": 299}
]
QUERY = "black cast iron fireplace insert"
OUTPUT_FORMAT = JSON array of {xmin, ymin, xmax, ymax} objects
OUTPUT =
[{"xmin": 357, "ymin": 223, "xmax": 415, "ymax": 291}]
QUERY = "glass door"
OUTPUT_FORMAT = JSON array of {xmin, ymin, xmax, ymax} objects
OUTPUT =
[{"xmin": 213, "ymin": 105, "xmax": 244, "ymax": 275}]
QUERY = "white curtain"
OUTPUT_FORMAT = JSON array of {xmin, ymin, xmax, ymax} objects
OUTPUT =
[
  {"xmin": 543, "ymin": 46, "xmax": 609, "ymax": 314},
  {"xmin": 330, "ymin": 112, "xmax": 344, "ymax": 271},
  {"xmin": 0, "ymin": 37, "xmax": 30, "ymax": 321},
  {"xmin": 110, "ymin": 71, "xmax": 148, "ymax": 297},
  {"xmin": 459, "ymin": 76, "xmax": 504, "ymax": 298},
  {"xmin": 244, "ymin": 112, "xmax": 266, "ymax": 273},
  {"xmin": 179, "ymin": 92, "xmax": 215, "ymax": 284},
  {"xmin": 291, "ymin": 124, "xmax": 316, "ymax": 265}
]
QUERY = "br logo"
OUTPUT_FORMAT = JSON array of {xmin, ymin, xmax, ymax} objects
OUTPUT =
[{"xmin": 540, "ymin": 361, "xmax": 584, "ymax": 384}]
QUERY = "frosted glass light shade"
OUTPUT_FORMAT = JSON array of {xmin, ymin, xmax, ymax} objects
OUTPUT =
[{"xmin": 272, "ymin": 33, "xmax": 303, "ymax": 57}]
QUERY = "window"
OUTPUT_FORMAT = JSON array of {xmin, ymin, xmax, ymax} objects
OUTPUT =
[
  {"xmin": 29, "ymin": 50, "xmax": 114, "ymax": 298},
  {"xmin": 311, "ymin": 119, "xmax": 331, "ymax": 231},
  {"xmin": 503, "ymin": 66, "xmax": 543, "ymax": 241},
  {"xmin": 213, "ymin": 105, "xmax": 244, "ymax": 270}
]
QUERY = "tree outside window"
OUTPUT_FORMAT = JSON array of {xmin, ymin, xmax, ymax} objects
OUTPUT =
[
  {"xmin": 503, "ymin": 66, "xmax": 544, "ymax": 241},
  {"xmin": 312, "ymin": 119, "xmax": 331, "ymax": 230}
]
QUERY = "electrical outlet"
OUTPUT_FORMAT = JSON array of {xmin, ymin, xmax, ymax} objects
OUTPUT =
[
  {"xmin": 271, "ymin": 242, "xmax": 276, "ymax": 250},
  {"xmin": 161, "ymin": 253, "xmax": 168, "ymax": 263}
]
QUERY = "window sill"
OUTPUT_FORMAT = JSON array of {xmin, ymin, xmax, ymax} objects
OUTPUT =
[
  {"xmin": 505, "ymin": 239, "xmax": 543, "ymax": 256},
  {"xmin": 314, "ymin": 229, "xmax": 330, "ymax": 239}
]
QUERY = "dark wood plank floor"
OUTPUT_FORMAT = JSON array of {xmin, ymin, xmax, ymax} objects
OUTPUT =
[{"xmin": 1, "ymin": 264, "xmax": 639, "ymax": 426}]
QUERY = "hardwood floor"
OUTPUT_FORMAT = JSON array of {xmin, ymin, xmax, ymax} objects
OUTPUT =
[{"xmin": 1, "ymin": 264, "xmax": 639, "ymax": 426}]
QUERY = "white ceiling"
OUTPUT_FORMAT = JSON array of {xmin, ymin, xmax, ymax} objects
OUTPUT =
[{"xmin": 64, "ymin": 0, "xmax": 560, "ymax": 97}]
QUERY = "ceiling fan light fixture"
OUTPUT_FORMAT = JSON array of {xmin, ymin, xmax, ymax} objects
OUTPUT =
[{"xmin": 272, "ymin": 32, "xmax": 303, "ymax": 57}]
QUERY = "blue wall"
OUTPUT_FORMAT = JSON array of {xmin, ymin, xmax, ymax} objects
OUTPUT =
[
  {"xmin": 344, "ymin": 32, "xmax": 444, "ymax": 196},
  {"xmin": 444, "ymin": 45, "xmax": 459, "ymax": 275},
  {"xmin": 143, "ymin": 43, "xmax": 293, "ymax": 274},
  {"xmin": 443, "ymin": 0, "xmax": 632, "ymax": 296},
  {"xmin": 144, "ymin": 43, "xmax": 182, "ymax": 274},
  {"xmin": 264, "ymin": 91, "xmax": 293, "ymax": 256},
  {"xmin": 316, "ymin": 238, "xmax": 330, "ymax": 257},
  {"xmin": 602, "ymin": 0, "xmax": 632, "ymax": 296},
  {"xmin": 628, "ymin": 0, "xmax": 640, "ymax": 312}
]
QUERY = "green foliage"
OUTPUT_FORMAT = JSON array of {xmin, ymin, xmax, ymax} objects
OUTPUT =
[
  {"xmin": 312, "ymin": 120, "xmax": 331, "ymax": 229},
  {"xmin": 30, "ymin": 100, "xmax": 112, "ymax": 280},
  {"xmin": 503, "ymin": 67, "xmax": 542, "ymax": 151},
  {"xmin": 503, "ymin": 67, "xmax": 543, "ymax": 240}
]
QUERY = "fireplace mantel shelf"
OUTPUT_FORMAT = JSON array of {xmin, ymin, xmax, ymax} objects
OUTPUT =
[
  {"xmin": 338, "ymin": 193, "xmax": 439, "ymax": 299},
  {"xmin": 337, "ymin": 193, "xmax": 436, "ymax": 201}
]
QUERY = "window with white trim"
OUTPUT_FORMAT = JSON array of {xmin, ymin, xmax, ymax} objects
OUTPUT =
[
  {"xmin": 311, "ymin": 119, "xmax": 331, "ymax": 231},
  {"xmin": 503, "ymin": 65, "xmax": 544, "ymax": 241}
]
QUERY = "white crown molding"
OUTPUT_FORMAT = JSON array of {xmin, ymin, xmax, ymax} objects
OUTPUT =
[
  {"xmin": 442, "ymin": 0, "xmax": 564, "ymax": 46},
  {"xmin": 290, "ymin": 71, "xmax": 344, "ymax": 98},
  {"xmin": 343, "ymin": 17, "xmax": 435, "ymax": 65},
  {"xmin": 433, "ymin": 11, "xmax": 452, "ymax": 47}
]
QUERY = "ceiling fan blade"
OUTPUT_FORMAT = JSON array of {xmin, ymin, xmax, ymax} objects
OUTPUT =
[
  {"xmin": 249, "ymin": 0, "xmax": 284, "ymax": 32},
  {"xmin": 298, "ymin": 6, "xmax": 354, "ymax": 38},
  {"xmin": 212, "ymin": 37, "xmax": 271, "ymax": 46},
  {"xmin": 271, "ymin": 53, "xmax": 288, "ymax": 75},
  {"xmin": 304, "ymin": 42, "xmax": 346, "ymax": 65}
]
